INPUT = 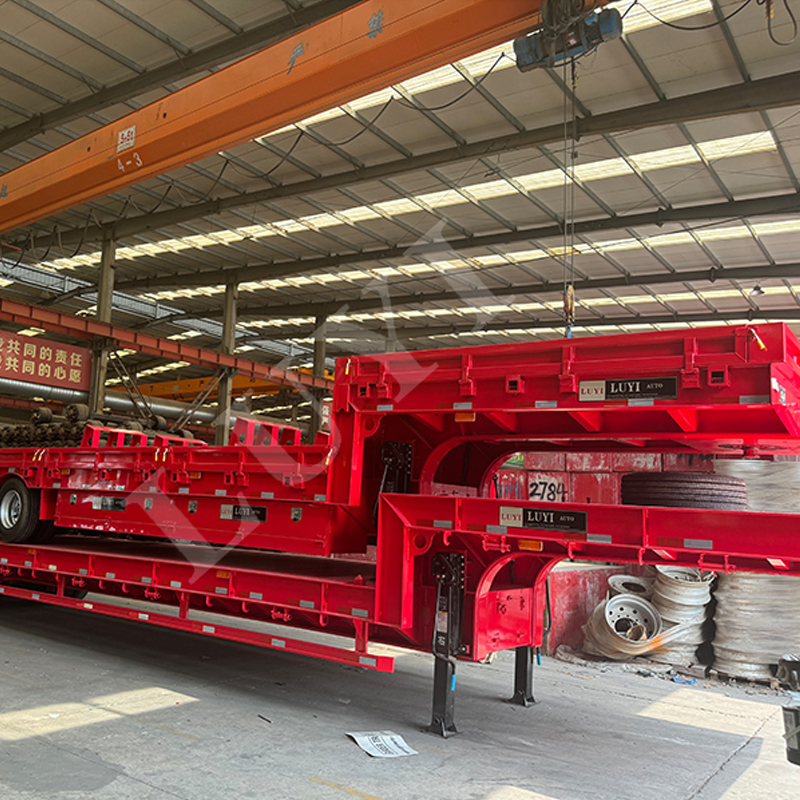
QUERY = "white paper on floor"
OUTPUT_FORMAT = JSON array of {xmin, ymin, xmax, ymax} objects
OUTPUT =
[{"xmin": 346, "ymin": 731, "xmax": 418, "ymax": 758}]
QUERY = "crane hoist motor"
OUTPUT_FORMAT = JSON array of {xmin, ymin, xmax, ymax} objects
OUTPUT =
[{"xmin": 514, "ymin": 9, "xmax": 623, "ymax": 71}]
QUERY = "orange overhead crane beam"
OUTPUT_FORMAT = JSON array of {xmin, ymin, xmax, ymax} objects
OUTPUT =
[{"xmin": 0, "ymin": 0, "xmax": 557, "ymax": 236}]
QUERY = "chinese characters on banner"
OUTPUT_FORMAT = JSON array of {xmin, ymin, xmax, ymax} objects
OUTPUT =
[{"xmin": 0, "ymin": 332, "xmax": 91, "ymax": 391}]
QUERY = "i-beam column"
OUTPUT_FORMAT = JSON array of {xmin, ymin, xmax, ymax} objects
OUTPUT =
[
  {"xmin": 309, "ymin": 313, "xmax": 327, "ymax": 443},
  {"xmin": 87, "ymin": 234, "xmax": 115, "ymax": 416},
  {"xmin": 214, "ymin": 282, "xmax": 238, "ymax": 446}
]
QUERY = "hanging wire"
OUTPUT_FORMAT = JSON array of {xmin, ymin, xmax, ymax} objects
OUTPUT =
[
  {"xmin": 394, "ymin": 53, "xmax": 507, "ymax": 112},
  {"xmin": 560, "ymin": 38, "xmax": 578, "ymax": 339},
  {"xmin": 758, "ymin": 0, "xmax": 798, "ymax": 45},
  {"xmin": 636, "ymin": 0, "xmax": 754, "ymax": 30},
  {"xmin": 326, "ymin": 97, "xmax": 395, "ymax": 146}
]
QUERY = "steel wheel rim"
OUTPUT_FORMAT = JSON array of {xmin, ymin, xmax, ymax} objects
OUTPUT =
[{"xmin": 0, "ymin": 489, "xmax": 22, "ymax": 529}]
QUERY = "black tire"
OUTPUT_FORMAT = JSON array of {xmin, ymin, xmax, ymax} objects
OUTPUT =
[
  {"xmin": 66, "ymin": 403, "xmax": 90, "ymax": 423},
  {"xmin": 152, "ymin": 415, "xmax": 168, "ymax": 432},
  {"xmin": 123, "ymin": 420, "xmax": 144, "ymax": 432},
  {"xmin": 31, "ymin": 406, "xmax": 53, "ymax": 425},
  {"xmin": 33, "ymin": 520, "xmax": 56, "ymax": 543},
  {"xmin": 621, "ymin": 471, "xmax": 747, "ymax": 511},
  {"xmin": 0, "ymin": 477, "xmax": 41, "ymax": 543}
]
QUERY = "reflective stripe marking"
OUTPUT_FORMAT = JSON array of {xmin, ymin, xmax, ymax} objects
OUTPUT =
[
  {"xmin": 587, "ymin": 534, "xmax": 612, "ymax": 544},
  {"xmin": 24, "ymin": 561, "xmax": 32, "ymax": 567},
  {"xmin": 739, "ymin": 395, "xmax": 769, "ymax": 404},
  {"xmin": 149, "ymin": 486, "xmax": 158, "ymax": 493},
  {"xmin": 215, "ymin": 489, "xmax": 227, "ymax": 496},
  {"xmin": 359, "ymin": 656, "xmax": 377, "ymax": 667},
  {"xmin": 32, "ymin": 593, "xmax": 40, "ymax": 600},
  {"xmin": 105, "ymin": 572, "xmax": 116, "ymax": 579},
  {"xmin": 141, "ymin": 577, "xmax": 152, "ymax": 584},
  {"xmin": 249, "ymin": 592, "xmax": 263, "ymax": 600},
  {"xmin": 300, "ymin": 600, "xmax": 315, "ymax": 609},
  {"xmin": 352, "ymin": 608, "xmax": 369, "ymax": 618},
  {"xmin": 170, "ymin": 581, "xmax": 182, "ymax": 588},
  {"xmin": 272, "ymin": 638, "xmax": 286, "ymax": 648},
  {"xmin": 535, "ymin": 400, "xmax": 557, "ymax": 408},
  {"xmin": 79, "ymin": 568, "xmax": 88, "ymax": 575},
  {"xmin": 52, "ymin": 482, "xmax": 61, "ymax": 488},
  {"xmin": 48, "ymin": 564, "xmax": 57, "ymax": 571},
  {"xmin": 685, "ymin": 538, "xmax": 713, "ymax": 550},
  {"xmin": 84, "ymin": 602, "xmax": 93, "ymax": 609},
  {"xmin": 487, "ymin": 525, "xmax": 507, "ymax": 534},
  {"xmin": 215, "ymin": 587, "xmax": 228, "ymax": 595},
  {"xmin": 202, "ymin": 625, "xmax": 215, "ymax": 634},
  {"xmin": 0, "ymin": 587, "xmax": 4, "ymax": 593},
  {"xmin": 261, "ymin": 492, "xmax": 274, "ymax": 499},
  {"xmin": 314, "ymin": 494, "xmax": 327, "ymax": 502},
  {"xmin": 628, "ymin": 398, "xmax": 654, "ymax": 407},
  {"xmin": 138, "ymin": 613, "xmax": 149, "ymax": 621},
  {"xmin": 377, "ymin": 404, "xmax": 393, "ymax": 411},
  {"xmin": 178, "ymin": 487, "xmax": 189, "ymax": 494},
  {"xmin": 433, "ymin": 520, "xmax": 453, "ymax": 529},
  {"xmin": 453, "ymin": 402, "xmax": 472, "ymax": 410},
  {"xmin": 8, "ymin": 467, "xmax": 15, "ymax": 473},
  {"xmin": 0, "ymin": 558, "xmax": 6, "ymax": 564}
]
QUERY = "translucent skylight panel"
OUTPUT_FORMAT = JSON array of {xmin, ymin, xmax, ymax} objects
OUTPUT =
[
  {"xmin": 698, "ymin": 131, "xmax": 776, "ymax": 160},
  {"xmin": 753, "ymin": 220, "xmax": 800, "ymax": 235},
  {"xmin": 574, "ymin": 159, "xmax": 633, "ymax": 181},
  {"xmin": 338, "ymin": 206, "xmax": 382, "ymax": 222},
  {"xmin": 373, "ymin": 198, "xmax": 421, "ymax": 215},
  {"xmin": 630, "ymin": 145, "xmax": 699, "ymax": 171},
  {"xmin": 468, "ymin": 179, "xmax": 516, "ymax": 201},
  {"xmin": 696, "ymin": 226, "xmax": 750, "ymax": 242},
  {"xmin": 516, "ymin": 169, "xmax": 568, "ymax": 192}
]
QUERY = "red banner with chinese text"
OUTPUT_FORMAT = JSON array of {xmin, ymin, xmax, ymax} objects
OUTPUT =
[{"xmin": 0, "ymin": 331, "xmax": 91, "ymax": 391}]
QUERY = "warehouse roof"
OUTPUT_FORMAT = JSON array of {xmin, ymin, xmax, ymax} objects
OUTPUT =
[{"xmin": 0, "ymin": 0, "xmax": 799, "ymax": 414}]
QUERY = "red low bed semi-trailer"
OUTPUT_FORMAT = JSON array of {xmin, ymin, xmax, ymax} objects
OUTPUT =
[{"xmin": 2, "ymin": 322, "xmax": 800, "ymax": 735}]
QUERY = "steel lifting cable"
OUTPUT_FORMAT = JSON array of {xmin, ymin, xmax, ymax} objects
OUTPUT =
[{"xmin": 560, "ymin": 40, "xmax": 578, "ymax": 338}]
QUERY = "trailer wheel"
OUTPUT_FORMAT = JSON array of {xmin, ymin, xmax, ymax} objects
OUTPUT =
[
  {"xmin": 0, "ymin": 477, "xmax": 41, "ymax": 543},
  {"xmin": 66, "ymin": 403, "xmax": 90, "ymax": 423},
  {"xmin": 33, "ymin": 520, "xmax": 56, "ymax": 543},
  {"xmin": 621, "ymin": 471, "xmax": 747, "ymax": 510},
  {"xmin": 31, "ymin": 406, "xmax": 53, "ymax": 425}
]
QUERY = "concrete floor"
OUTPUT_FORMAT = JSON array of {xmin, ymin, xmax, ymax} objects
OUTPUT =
[{"xmin": 1, "ymin": 598, "xmax": 797, "ymax": 800}]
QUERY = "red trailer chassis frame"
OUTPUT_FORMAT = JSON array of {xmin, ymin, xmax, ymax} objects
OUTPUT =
[{"xmin": 3, "ymin": 323, "xmax": 800, "ymax": 734}]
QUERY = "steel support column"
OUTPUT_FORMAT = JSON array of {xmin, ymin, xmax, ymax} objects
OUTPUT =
[
  {"xmin": 87, "ymin": 235, "xmax": 115, "ymax": 415},
  {"xmin": 214, "ymin": 282, "xmax": 237, "ymax": 446},
  {"xmin": 309, "ymin": 314, "xmax": 327, "ymax": 443}
]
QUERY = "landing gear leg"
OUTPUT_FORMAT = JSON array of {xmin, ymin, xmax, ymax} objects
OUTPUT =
[
  {"xmin": 425, "ymin": 552, "xmax": 465, "ymax": 737},
  {"xmin": 428, "ymin": 656, "xmax": 458, "ymax": 737},
  {"xmin": 510, "ymin": 645, "xmax": 536, "ymax": 706}
]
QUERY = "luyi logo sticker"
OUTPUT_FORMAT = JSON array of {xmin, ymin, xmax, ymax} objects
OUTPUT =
[{"xmin": 579, "ymin": 377, "xmax": 677, "ymax": 402}]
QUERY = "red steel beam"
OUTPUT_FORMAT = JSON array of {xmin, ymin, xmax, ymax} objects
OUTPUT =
[
  {"xmin": 0, "ymin": 0, "xmax": 558, "ymax": 235},
  {"xmin": 0, "ymin": 297, "xmax": 333, "ymax": 392}
]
